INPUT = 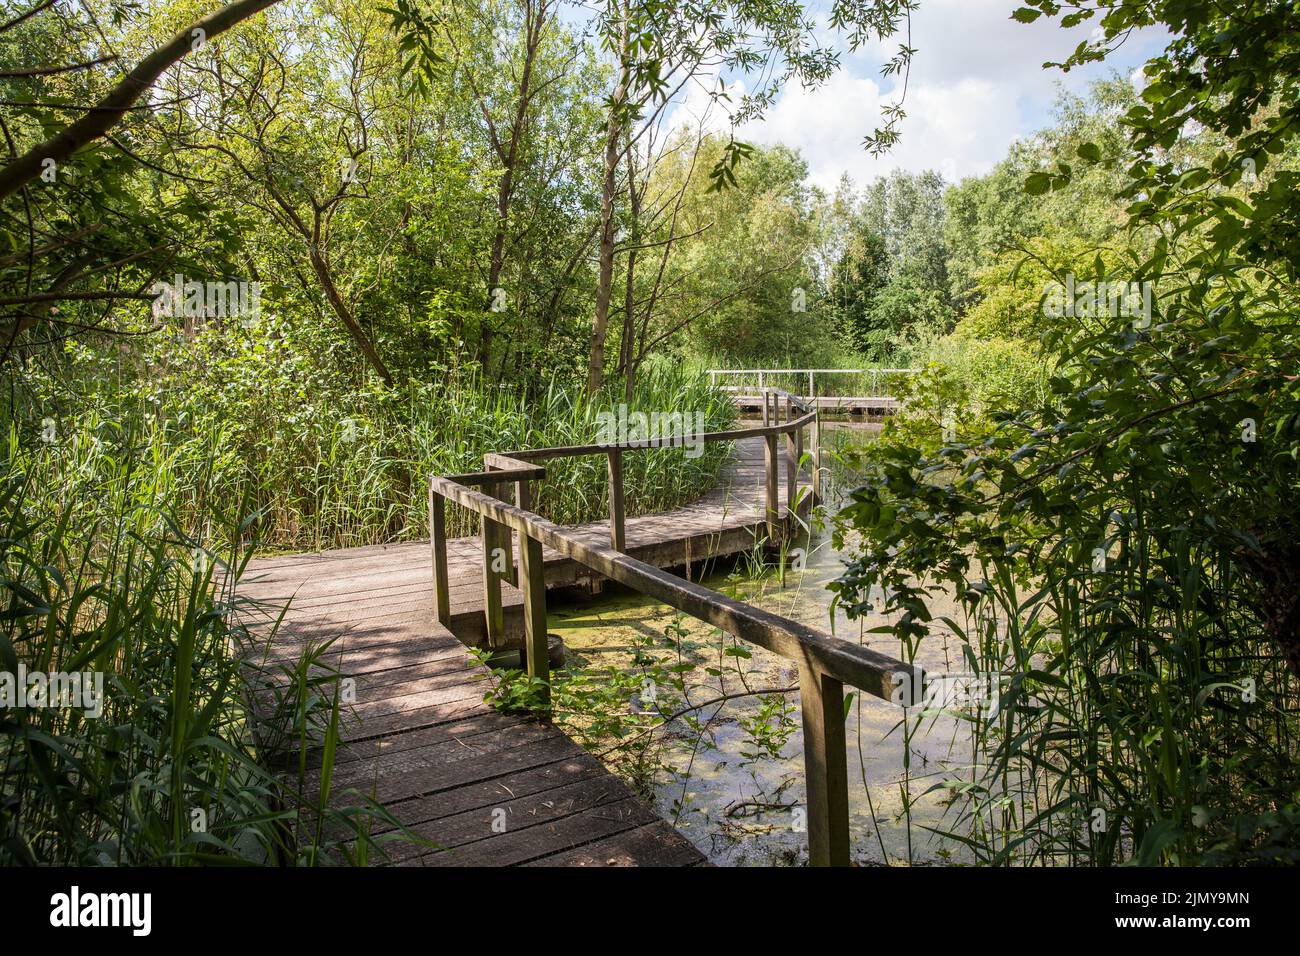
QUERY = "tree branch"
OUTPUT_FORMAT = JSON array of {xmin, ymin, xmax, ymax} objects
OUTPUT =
[{"xmin": 0, "ymin": 0, "xmax": 281, "ymax": 202}]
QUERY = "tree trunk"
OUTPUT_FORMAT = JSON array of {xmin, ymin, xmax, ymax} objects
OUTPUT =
[
  {"xmin": 587, "ymin": 6, "xmax": 629, "ymax": 395},
  {"xmin": 309, "ymin": 245, "xmax": 393, "ymax": 385},
  {"xmin": 621, "ymin": 133, "xmax": 640, "ymax": 402},
  {"xmin": 477, "ymin": 2, "xmax": 546, "ymax": 375}
]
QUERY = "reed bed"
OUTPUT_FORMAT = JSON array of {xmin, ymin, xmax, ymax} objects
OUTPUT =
[
  {"xmin": 1, "ymin": 347, "xmax": 735, "ymax": 864},
  {"xmin": 0, "ymin": 454, "xmax": 405, "ymax": 864},
  {"xmin": 16, "ymin": 352, "xmax": 736, "ymax": 554}
]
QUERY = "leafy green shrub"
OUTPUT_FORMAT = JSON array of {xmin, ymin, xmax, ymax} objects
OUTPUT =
[{"xmin": 831, "ymin": 263, "xmax": 1300, "ymax": 865}]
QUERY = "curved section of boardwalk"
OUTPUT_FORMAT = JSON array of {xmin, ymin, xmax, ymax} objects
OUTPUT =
[{"xmin": 238, "ymin": 437, "xmax": 787, "ymax": 866}]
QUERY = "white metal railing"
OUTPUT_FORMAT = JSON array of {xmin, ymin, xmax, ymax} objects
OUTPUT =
[{"xmin": 707, "ymin": 367, "xmax": 917, "ymax": 399}]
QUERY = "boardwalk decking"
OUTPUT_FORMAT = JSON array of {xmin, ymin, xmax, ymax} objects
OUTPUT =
[{"xmin": 237, "ymin": 437, "xmax": 791, "ymax": 866}]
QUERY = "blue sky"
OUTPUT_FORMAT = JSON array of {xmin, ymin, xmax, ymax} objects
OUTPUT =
[{"xmin": 666, "ymin": 0, "xmax": 1169, "ymax": 190}]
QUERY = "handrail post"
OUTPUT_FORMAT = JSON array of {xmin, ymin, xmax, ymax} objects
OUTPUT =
[
  {"xmin": 429, "ymin": 485, "xmax": 451, "ymax": 627},
  {"xmin": 812, "ymin": 409, "xmax": 822, "ymax": 501},
  {"xmin": 808, "ymin": 370, "xmax": 814, "ymax": 398},
  {"xmin": 480, "ymin": 478, "xmax": 508, "ymax": 649},
  {"xmin": 607, "ymin": 448, "xmax": 625, "ymax": 551},
  {"xmin": 758, "ymin": 369, "xmax": 765, "ymax": 391},
  {"xmin": 786, "ymin": 399, "xmax": 797, "ymax": 514},
  {"xmin": 516, "ymin": 478, "xmax": 550, "ymax": 710},
  {"xmin": 761, "ymin": 388, "xmax": 770, "ymax": 426},
  {"xmin": 764, "ymin": 431, "xmax": 779, "ymax": 542},
  {"xmin": 799, "ymin": 662, "xmax": 850, "ymax": 866}
]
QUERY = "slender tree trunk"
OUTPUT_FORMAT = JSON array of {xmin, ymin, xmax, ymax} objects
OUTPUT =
[
  {"xmin": 476, "ymin": 0, "xmax": 546, "ymax": 378},
  {"xmin": 621, "ymin": 135, "xmax": 640, "ymax": 402},
  {"xmin": 309, "ymin": 244, "xmax": 393, "ymax": 385},
  {"xmin": 587, "ymin": 5, "xmax": 629, "ymax": 395}
]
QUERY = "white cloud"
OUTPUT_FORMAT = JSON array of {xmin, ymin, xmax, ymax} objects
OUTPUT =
[
  {"xmin": 725, "ymin": 0, "xmax": 1168, "ymax": 189},
  {"xmin": 739, "ymin": 71, "xmax": 1021, "ymax": 190}
]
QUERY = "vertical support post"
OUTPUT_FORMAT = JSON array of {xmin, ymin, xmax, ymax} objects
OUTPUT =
[
  {"xmin": 808, "ymin": 370, "xmax": 814, "ymax": 398},
  {"xmin": 480, "ymin": 480, "xmax": 507, "ymax": 649},
  {"xmin": 484, "ymin": 464, "xmax": 516, "ymax": 585},
  {"xmin": 812, "ymin": 409, "xmax": 822, "ymax": 502},
  {"xmin": 764, "ymin": 432, "xmax": 780, "ymax": 542},
  {"xmin": 709, "ymin": 369, "xmax": 716, "ymax": 387},
  {"xmin": 758, "ymin": 369, "xmax": 765, "ymax": 391},
  {"xmin": 429, "ymin": 485, "xmax": 450, "ymax": 627},
  {"xmin": 607, "ymin": 448, "xmax": 625, "ymax": 551},
  {"xmin": 785, "ymin": 403, "xmax": 797, "ymax": 514},
  {"xmin": 516, "ymin": 479, "xmax": 550, "ymax": 710},
  {"xmin": 761, "ymin": 388, "xmax": 770, "ymax": 426},
  {"xmin": 798, "ymin": 662, "xmax": 850, "ymax": 866}
]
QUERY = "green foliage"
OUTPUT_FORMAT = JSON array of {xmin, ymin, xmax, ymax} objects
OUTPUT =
[
  {"xmin": 17, "ymin": 329, "xmax": 735, "ymax": 552},
  {"xmin": 954, "ymin": 235, "xmax": 1129, "ymax": 341},
  {"xmin": 943, "ymin": 78, "xmax": 1136, "ymax": 311},
  {"xmin": 737, "ymin": 692, "xmax": 796, "ymax": 764},
  {"xmin": 651, "ymin": 137, "xmax": 840, "ymax": 366},
  {"xmin": 833, "ymin": 0, "xmax": 1300, "ymax": 865},
  {"xmin": 826, "ymin": 169, "xmax": 954, "ymax": 358}
]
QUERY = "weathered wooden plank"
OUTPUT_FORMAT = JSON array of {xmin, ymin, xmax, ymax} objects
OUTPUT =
[
  {"xmin": 525, "ymin": 821, "xmax": 704, "ymax": 867},
  {"xmin": 480, "ymin": 479, "xmax": 507, "ymax": 649},
  {"xmin": 307, "ymin": 719, "xmax": 562, "ymax": 791},
  {"xmin": 430, "ymin": 490, "xmax": 450, "ymax": 626},
  {"xmin": 373, "ymin": 755, "xmax": 609, "ymax": 832},
  {"xmin": 764, "ymin": 433, "xmax": 780, "ymax": 542},
  {"xmin": 402, "ymin": 797, "xmax": 659, "ymax": 867},
  {"xmin": 327, "ymin": 733, "xmax": 585, "ymax": 809},
  {"xmin": 377, "ymin": 774, "xmax": 633, "ymax": 864},
  {"xmin": 517, "ymin": 478, "xmax": 550, "ymax": 706},
  {"xmin": 330, "ymin": 710, "xmax": 529, "ymax": 766}
]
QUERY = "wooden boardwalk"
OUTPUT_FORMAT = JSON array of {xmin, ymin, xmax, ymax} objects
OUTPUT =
[{"xmin": 236, "ymin": 437, "xmax": 787, "ymax": 866}]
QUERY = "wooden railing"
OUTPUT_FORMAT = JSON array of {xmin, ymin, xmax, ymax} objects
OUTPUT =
[
  {"xmin": 427, "ymin": 388, "xmax": 920, "ymax": 866},
  {"xmin": 708, "ymin": 366, "xmax": 917, "ymax": 399}
]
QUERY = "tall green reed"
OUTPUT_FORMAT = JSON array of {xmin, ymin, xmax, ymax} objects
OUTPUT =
[
  {"xmin": 0, "ymin": 421, "xmax": 407, "ymax": 864},
  {"xmin": 26, "ymin": 333, "xmax": 736, "ymax": 553}
]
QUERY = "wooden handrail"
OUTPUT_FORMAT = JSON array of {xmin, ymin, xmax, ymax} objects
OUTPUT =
[
  {"xmin": 429, "ymin": 475, "xmax": 917, "ymax": 698},
  {"xmin": 426, "ymin": 387, "xmax": 912, "ymax": 865}
]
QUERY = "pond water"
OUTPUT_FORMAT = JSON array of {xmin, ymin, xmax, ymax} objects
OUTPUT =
[{"xmin": 546, "ymin": 424, "xmax": 985, "ymax": 866}]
